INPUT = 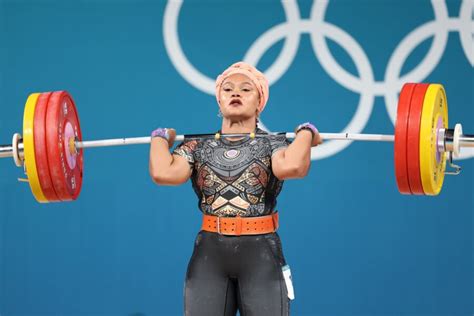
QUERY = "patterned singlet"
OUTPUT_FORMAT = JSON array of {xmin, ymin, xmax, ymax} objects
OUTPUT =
[{"xmin": 172, "ymin": 127, "xmax": 292, "ymax": 217}]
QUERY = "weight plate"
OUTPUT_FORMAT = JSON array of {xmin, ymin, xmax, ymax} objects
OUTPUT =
[
  {"xmin": 394, "ymin": 83, "xmax": 416, "ymax": 194},
  {"xmin": 419, "ymin": 84, "xmax": 448, "ymax": 195},
  {"xmin": 407, "ymin": 83, "xmax": 429, "ymax": 195},
  {"xmin": 23, "ymin": 93, "xmax": 48, "ymax": 202},
  {"xmin": 34, "ymin": 92, "xmax": 60, "ymax": 202},
  {"xmin": 45, "ymin": 91, "xmax": 83, "ymax": 201}
]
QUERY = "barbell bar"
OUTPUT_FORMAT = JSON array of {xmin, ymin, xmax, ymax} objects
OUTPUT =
[{"xmin": 0, "ymin": 83, "xmax": 472, "ymax": 202}]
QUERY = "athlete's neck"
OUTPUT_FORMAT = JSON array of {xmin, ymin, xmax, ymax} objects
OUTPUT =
[{"xmin": 220, "ymin": 119, "xmax": 258, "ymax": 135}]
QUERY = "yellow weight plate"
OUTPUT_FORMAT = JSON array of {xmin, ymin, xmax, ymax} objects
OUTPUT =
[
  {"xmin": 419, "ymin": 84, "xmax": 448, "ymax": 195},
  {"xmin": 23, "ymin": 93, "xmax": 48, "ymax": 203}
]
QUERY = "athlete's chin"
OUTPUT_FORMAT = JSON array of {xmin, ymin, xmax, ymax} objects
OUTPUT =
[
  {"xmin": 225, "ymin": 107, "xmax": 248, "ymax": 115},
  {"xmin": 226, "ymin": 104, "xmax": 246, "ymax": 111},
  {"xmin": 223, "ymin": 113, "xmax": 254, "ymax": 122}
]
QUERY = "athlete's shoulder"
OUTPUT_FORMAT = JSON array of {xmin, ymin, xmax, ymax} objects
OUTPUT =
[{"xmin": 256, "ymin": 127, "xmax": 269, "ymax": 135}]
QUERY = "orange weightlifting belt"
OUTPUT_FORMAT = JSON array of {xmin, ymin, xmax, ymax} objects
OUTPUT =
[{"xmin": 201, "ymin": 212, "xmax": 279, "ymax": 236}]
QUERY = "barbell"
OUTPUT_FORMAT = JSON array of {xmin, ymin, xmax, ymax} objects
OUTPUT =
[{"xmin": 0, "ymin": 83, "xmax": 472, "ymax": 203}]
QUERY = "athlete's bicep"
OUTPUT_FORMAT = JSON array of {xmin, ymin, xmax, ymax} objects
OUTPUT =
[
  {"xmin": 152, "ymin": 154, "xmax": 192, "ymax": 186},
  {"xmin": 157, "ymin": 139, "xmax": 196, "ymax": 185},
  {"xmin": 271, "ymin": 148, "xmax": 301, "ymax": 180},
  {"xmin": 168, "ymin": 154, "xmax": 193, "ymax": 184}
]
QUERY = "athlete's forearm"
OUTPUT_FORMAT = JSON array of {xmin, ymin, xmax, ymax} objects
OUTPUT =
[
  {"xmin": 149, "ymin": 137, "xmax": 174, "ymax": 181},
  {"xmin": 282, "ymin": 130, "xmax": 313, "ymax": 176}
]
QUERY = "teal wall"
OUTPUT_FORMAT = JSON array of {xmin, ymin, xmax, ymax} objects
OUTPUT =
[{"xmin": 0, "ymin": 1, "xmax": 472, "ymax": 315}]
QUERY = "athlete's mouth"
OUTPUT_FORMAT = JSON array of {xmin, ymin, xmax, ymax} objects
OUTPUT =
[{"xmin": 229, "ymin": 99, "xmax": 243, "ymax": 106}]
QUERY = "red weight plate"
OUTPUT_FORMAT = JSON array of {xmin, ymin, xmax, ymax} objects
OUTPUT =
[
  {"xmin": 45, "ymin": 91, "xmax": 83, "ymax": 201},
  {"xmin": 394, "ymin": 83, "xmax": 416, "ymax": 194},
  {"xmin": 33, "ymin": 92, "xmax": 60, "ymax": 202},
  {"xmin": 406, "ymin": 83, "xmax": 429, "ymax": 195}
]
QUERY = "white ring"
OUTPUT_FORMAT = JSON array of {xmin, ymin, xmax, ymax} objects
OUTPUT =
[
  {"xmin": 453, "ymin": 123, "xmax": 463, "ymax": 158},
  {"xmin": 457, "ymin": 0, "xmax": 474, "ymax": 66},
  {"xmin": 12, "ymin": 133, "xmax": 22, "ymax": 167}
]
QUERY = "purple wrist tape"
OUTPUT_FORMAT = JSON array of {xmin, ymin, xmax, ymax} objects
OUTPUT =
[{"xmin": 151, "ymin": 128, "xmax": 169, "ymax": 141}]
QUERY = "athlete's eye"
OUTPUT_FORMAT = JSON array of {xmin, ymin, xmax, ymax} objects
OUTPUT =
[
  {"xmin": 223, "ymin": 88, "xmax": 232, "ymax": 92},
  {"xmin": 242, "ymin": 88, "xmax": 251, "ymax": 92}
]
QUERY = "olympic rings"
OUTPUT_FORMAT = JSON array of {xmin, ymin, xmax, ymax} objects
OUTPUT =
[{"xmin": 163, "ymin": 0, "xmax": 473, "ymax": 160}]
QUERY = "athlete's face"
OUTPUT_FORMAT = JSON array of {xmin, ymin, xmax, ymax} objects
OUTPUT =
[{"xmin": 219, "ymin": 73, "xmax": 260, "ymax": 122}]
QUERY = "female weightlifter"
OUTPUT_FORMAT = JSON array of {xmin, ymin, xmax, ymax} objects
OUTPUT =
[{"xmin": 149, "ymin": 62, "xmax": 322, "ymax": 316}]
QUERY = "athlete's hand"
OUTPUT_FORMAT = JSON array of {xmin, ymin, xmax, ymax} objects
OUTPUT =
[
  {"xmin": 151, "ymin": 127, "xmax": 177, "ymax": 149},
  {"xmin": 167, "ymin": 128, "xmax": 176, "ymax": 148},
  {"xmin": 295, "ymin": 122, "xmax": 322, "ymax": 147}
]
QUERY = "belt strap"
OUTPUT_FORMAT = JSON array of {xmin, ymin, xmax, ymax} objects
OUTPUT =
[{"xmin": 201, "ymin": 212, "xmax": 279, "ymax": 236}]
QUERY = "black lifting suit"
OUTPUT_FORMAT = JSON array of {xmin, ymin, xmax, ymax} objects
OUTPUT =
[{"xmin": 173, "ymin": 128, "xmax": 293, "ymax": 316}]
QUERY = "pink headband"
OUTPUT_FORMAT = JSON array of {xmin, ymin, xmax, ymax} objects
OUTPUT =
[{"xmin": 215, "ymin": 62, "xmax": 269, "ymax": 112}]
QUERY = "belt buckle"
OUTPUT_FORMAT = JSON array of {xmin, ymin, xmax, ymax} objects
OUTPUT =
[{"xmin": 216, "ymin": 215, "xmax": 242, "ymax": 235}]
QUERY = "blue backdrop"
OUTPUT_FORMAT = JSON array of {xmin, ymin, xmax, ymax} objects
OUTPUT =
[{"xmin": 0, "ymin": 0, "xmax": 473, "ymax": 315}]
